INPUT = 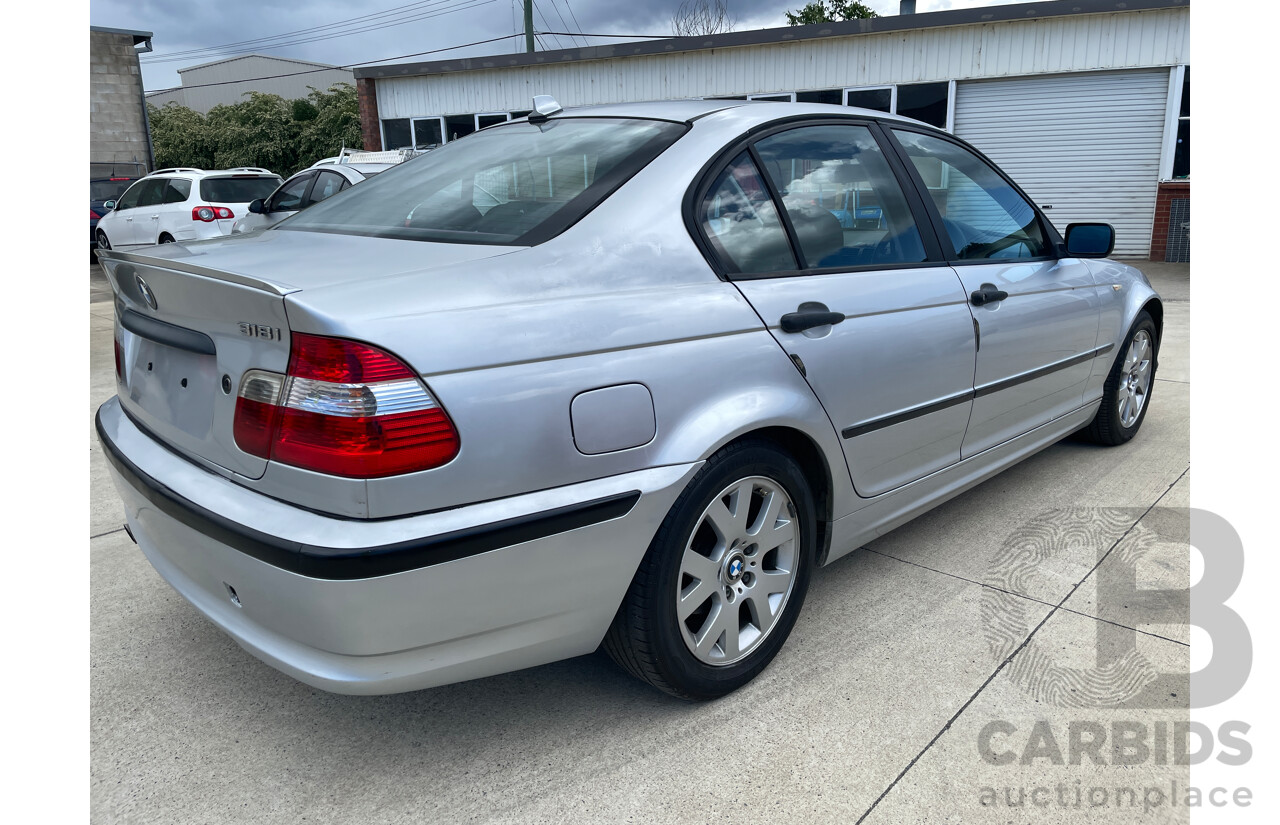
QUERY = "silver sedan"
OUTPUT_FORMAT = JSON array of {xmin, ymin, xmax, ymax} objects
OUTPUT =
[{"xmin": 96, "ymin": 97, "xmax": 1161, "ymax": 700}]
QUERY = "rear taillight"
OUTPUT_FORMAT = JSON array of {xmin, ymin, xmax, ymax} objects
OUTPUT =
[
  {"xmin": 91, "ymin": 208, "xmax": 100, "ymax": 219},
  {"xmin": 232, "ymin": 333, "xmax": 459, "ymax": 478},
  {"xmin": 192, "ymin": 206, "xmax": 235, "ymax": 221}
]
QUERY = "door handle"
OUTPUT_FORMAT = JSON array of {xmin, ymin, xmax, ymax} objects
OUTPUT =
[
  {"xmin": 970, "ymin": 283, "xmax": 1009, "ymax": 306},
  {"xmin": 780, "ymin": 302, "xmax": 846, "ymax": 333}
]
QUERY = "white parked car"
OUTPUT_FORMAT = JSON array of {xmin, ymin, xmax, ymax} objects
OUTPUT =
[
  {"xmin": 94, "ymin": 168, "xmax": 282, "ymax": 251},
  {"xmin": 231, "ymin": 163, "xmax": 393, "ymax": 235}
]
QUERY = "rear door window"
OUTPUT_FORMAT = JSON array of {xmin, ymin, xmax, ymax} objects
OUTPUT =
[
  {"xmin": 162, "ymin": 179, "xmax": 192, "ymax": 204},
  {"xmin": 136, "ymin": 179, "xmax": 168, "ymax": 208},
  {"xmin": 308, "ymin": 171, "xmax": 346, "ymax": 205},
  {"xmin": 753, "ymin": 124, "xmax": 927, "ymax": 269}
]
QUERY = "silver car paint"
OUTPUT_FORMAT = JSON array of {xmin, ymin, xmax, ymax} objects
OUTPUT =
[{"xmin": 98, "ymin": 100, "xmax": 1162, "ymax": 693}]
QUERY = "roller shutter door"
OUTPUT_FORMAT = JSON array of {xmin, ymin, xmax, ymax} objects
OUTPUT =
[{"xmin": 953, "ymin": 70, "xmax": 1168, "ymax": 258}]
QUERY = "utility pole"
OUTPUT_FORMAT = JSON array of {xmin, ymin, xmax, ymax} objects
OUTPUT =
[{"xmin": 524, "ymin": 0, "xmax": 535, "ymax": 53}]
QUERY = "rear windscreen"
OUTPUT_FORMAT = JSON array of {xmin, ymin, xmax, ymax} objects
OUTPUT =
[
  {"xmin": 200, "ymin": 177, "xmax": 282, "ymax": 204},
  {"xmin": 279, "ymin": 118, "xmax": 687, "ymax": 245},
  {"xmin": 91, "ymin": 179, "xmax": 136, "ymax": 201}
]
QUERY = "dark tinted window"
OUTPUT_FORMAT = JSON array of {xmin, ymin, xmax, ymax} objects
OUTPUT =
[
  {"xmin": 136, "ymin": 179, "xmax": 167, "ymax": 208},
  {"xmin": 699, "ymin": 152, "xmax": 796, "ymax": 275},
  {"xmin": 91, "ymin": 179, "xmax": 136, "ymax": 201},
  {"xmin": 113, "ymin": 180, "xmax": 147, "ymax": 210},
  {"xmin": 201, "ymin": 176, "xmax": 282, "ymax": 204},
  {"xmin": 270, "ymin": 174, "xmax": 313, "ymax": 211},
  {"xmin": 383, "ymin": 118, "xmax": 412, "ymax": 149},
  {"xmin": 413, "ymin": 118, "xmax": 443, "ymax": 148},
  {"xmin": 796, "ymin": 89, "xmax": 843, "ymax": 105},
  {"xmin": 445, "ymin": 115, "xmax": 476, "ymax": 141},
  {"xmin": 477, "ymin": 114, "xmax": 509, "ymax": 129},
  {"xmin": 845, "ymin": 88, "xmax": 892, "ymax": 113},
  {"xmin": 750, "ymin": 94, "xmax": 793, "ymax": 102},
  {"xmin": 755, "ymin": 125, "xmax": 926, "ymax": 268},
  {"xmin": 282, "ymin": 118, "xmax": 686, "ymax": 245},
  {"xmin": 1173, "ymin": 119, "xmax": 1190, "ymax": 178},
  {"xmin": 162, "ymin": 179, "xmax": 191, "ymax": 204},
  {"xmin": 1180, "ymin": 67, "xmax": 1190, "ymax": 118},
  {"xmin": 897, "ymin": 82, "xmax": 949, "ymax": 128},
  {"xmin": 893, "ymin": 130, "xmax": 1049, "ymax": 260},
  {"xmin": 310, "ymin": 172, "xmax": 346, "ymax": 204}
]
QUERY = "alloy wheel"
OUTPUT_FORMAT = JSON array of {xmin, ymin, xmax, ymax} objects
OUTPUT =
[
  {"xmin": 677, "ymin": 476, "xmax": 799, "ymax": 665},
  {"xmin": 1118, "ymin": 329, "xmax": 1153, "ymax": 428}
]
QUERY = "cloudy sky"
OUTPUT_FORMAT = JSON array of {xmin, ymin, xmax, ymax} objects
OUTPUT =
[{"xmin": 90, "ymin": 0, "xmax": 1034, "ymax": 93}]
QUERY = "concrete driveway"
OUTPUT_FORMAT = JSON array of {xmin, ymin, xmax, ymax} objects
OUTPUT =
[{"xmin": 90, "ymin": 260, "xmax": 1191, "ymax": 824}]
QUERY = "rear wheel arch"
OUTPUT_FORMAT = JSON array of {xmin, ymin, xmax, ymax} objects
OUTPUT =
[{"xmin": 713, "ymin": 426, "xmax": 834, "ymax": 566}]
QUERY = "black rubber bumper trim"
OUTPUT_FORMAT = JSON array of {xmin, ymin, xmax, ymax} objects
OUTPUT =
[{"xmin": 96, "ymin": 407, "xmax": 641, "ymax": 580}]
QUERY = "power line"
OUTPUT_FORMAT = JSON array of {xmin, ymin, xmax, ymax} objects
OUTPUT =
[
  {"xmin": 142, "ymin": 29, "xmax": 674, "ymax": 96},
  {"xmin": 532, "ymin": 3, "xmax": 563, "ymax": 51},
  {"xmin": 546, "ymin": 0, "xmax": 582, "ymax": 48},
  {"xmin": 562, "ymin": 0, "xmax": 589, "ymax": 47},
  {"xmin": 142, "ymin": 0, "xmax": 497, "ymax": 66},
  {"xmin": 141, "ymin": 1, "xmax": 460, "ymax": 63},
  {"xmin": 144, "ymin": 33, "xmax": 527, "ymax": 95}
]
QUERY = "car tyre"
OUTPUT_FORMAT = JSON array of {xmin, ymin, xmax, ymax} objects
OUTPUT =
[
  {"xmin": 96, "ymin": 231, "xmax": 111, "ymax": 252},
  {"xmin": 603, "ymin": 439, "xmax": 816, "ymax": 700},
  {"xmin": 1082, "ymin": 310, "xmax": 1157, "ymax": 446},
  {"xmin": 159, "ymin": 234, "xmax": 175, "ymax": 244}
]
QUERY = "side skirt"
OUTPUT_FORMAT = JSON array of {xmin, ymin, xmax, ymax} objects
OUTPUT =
[{"xmin": 823, "ymin": 401, "xmax": 1099, "ymax": 565}]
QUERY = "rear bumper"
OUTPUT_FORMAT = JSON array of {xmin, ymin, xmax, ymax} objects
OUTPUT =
[{"xmin": 96, "ymin": 396, "xmax": 698, "ymax": 694}]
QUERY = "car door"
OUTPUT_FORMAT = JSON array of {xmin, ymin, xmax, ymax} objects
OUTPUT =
[
  {"xmin": 266, "ymin": 171, "xmax": 317, "ymax": 227},
  {"xmin": 887, "ymin": 128, "xmax": 1103, "ymax": 458},
  {"xmin": 693, "ymin": 121, "xmax": 977, "ymax": 497},
  {"xmin": 100, "ymin": 179, "xmax": 146, "ymax": 246},
  {"xmin": 130, "ymin": 179, "xmax": 169, "ymax": 247}
]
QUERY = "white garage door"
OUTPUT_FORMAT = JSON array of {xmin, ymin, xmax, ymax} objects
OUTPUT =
[{"xmin": 952, "ymin": 70, "xmax": 1169, "ymax": 258}]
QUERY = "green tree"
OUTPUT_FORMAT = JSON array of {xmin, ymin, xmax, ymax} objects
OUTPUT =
[
  {"xmin": 785, "ymin": 0, "xmax": 878, "ymax": 25},
  {"xmin": 147, "ymin": 102, "xmax": 214, "ymax": 170},
  {"xmin": 146, "ymin": 83, "xmax": 363, "ymax": 177}
]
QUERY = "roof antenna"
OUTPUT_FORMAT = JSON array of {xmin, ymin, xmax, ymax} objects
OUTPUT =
[{"xmin": 528, "ymin": 94, "xmax": 563, "ymax": 123}]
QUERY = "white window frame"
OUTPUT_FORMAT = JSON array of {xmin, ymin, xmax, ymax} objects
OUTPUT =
[
  {"xmin": 411, "ymin": 116, "xmax": 446, "ymax": 149},
  {"xmin": 475, "ymin": 112, "xmax": 511, "ymax": 130},
  {"xmin": 1159, "ymin": 65, "xmax": 1188, "ymax": 181},
  {"xmin": 844, "ymin": 83, "xmax": 955, "ymax": 133},
  {"xmin": 379, "ymin": 118, "xmax": 413, "ymax": 151}
]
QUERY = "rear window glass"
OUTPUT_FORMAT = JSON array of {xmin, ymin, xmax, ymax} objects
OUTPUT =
[
  {"xmin": 280, "ymin": 118, "xmax": 687, "ymax": 245},
  {"xmin": 200, "ymin": 176, "xmax": 282, "ymax": 203},
  {"xmin": 91, "ymin": 179, "xmax": 137, "ymax": 201}
]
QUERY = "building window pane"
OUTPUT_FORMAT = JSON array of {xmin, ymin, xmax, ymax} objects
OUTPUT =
[
  {"xmin": 444, "ymin": 115, "xmax": 476, "ymax": 142},
  {"xmin": 796, "ymin": 89, "xmax": 842, "ymax": 106},
  {"xmin": 476, "ymin": 113, "xmax": 509, "ymax": 129},
  {"xmin": 845, "ymin": 88, "xmax": 891, "ymax": 113},
  {"xmin": 382, "ymin": 119, "xmax": 412, "ymax": 150},
  {"xmin": 1180, "ymin": 67, "xmax": 1190, "ymax": 118},
  {"xmin": 1173, "ymin": 119, "xmax": 1190, "ymax": 178},
  {"xmin": 896, "ymin": 82, "xmax": 948, "ymax": 128},
  {"xmin": 749, "ymin": 93, "xmax": 794, "ymax": 102},
  {"xmin": 412, "ymin": 118, "xmax": 443, "ymax": 149}
]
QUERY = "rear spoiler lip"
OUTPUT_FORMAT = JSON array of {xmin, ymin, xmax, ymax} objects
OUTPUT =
[{"xmin": 97, "ymin": 248, "xmax": 301, "ymax": 296}]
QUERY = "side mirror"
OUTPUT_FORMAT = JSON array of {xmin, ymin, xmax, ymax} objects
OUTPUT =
[
  {"xmin": 248, "ymin": 198, "xmax": 266, "ymax": 214},
  {"xmin": 1064, "ymin": 223, "xmax": 1115, "ymax": 258},
  {"xmin": 103, "ymin": 200, "xmax": 116, "ymax": 211}
]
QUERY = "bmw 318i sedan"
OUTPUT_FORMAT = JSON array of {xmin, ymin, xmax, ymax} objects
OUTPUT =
[{"xmin": 96, "ymin": 97, "xmax": 1160, "ymax": 700}]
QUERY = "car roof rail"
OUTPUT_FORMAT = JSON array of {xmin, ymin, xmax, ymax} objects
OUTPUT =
[
  {"xmin": 225, "ymin": 167, "xmax": 273, "ymax": 174},
  {"xmin": 147, "ymin": 167, "xmax": 202, "ymax": 176}
]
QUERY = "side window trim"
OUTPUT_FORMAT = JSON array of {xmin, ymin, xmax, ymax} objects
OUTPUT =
[
  {"xmin": 683, "ymin": 116, "xmax": 950, "ymax": 281},
  {"xmin": 882, "ymin": 124, "xmax": 1063, "ymax": 263}
]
